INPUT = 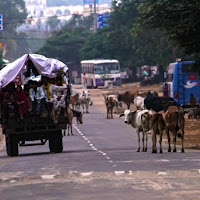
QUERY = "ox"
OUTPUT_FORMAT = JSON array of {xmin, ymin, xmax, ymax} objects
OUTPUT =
[
  {"xmin": 78, "ymin": 91, "xmax": 93, "ymax": 113},
  {"xmin": 144, "ymin": 96, "xmax": 176, "ymax": 112},
  {"xmin": 151, "ymin": 114, "xmax": 165, "ymax": 153},
  {"xmin": 64, "ymin": 108, "xmax": 83, "ymax": 136},
  {"xmin": 163, "ymin": 106, "xmax": 185, "ymax": 153},
  {"xmin": 120, "ymin": 110, "xmax": 153, "ymax": 152},
  {"xmin": 103, "ymin": 94, "xmax": 116, "ymax": 119},
  {"xmin": 117, "ymin": 91, "xmax": 137, "ymax": 109},
  {"xmin": 134, "ymin": 96, "xmax": 145, "ymax": 110}
]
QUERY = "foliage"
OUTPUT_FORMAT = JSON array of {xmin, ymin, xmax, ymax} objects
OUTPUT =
[
  {"xmin": 139, "ymin": 0, "xmax": 200, "ymax": 58},
  {"xmin": 0, "ymin": 0, "xmax": 28, "ymax": 60},
  {"xmin": 37, "ymin": 15, "xmax": 94, "ymax": 65},
  {"xmin": 46, "ymin": 16, "xmax": 61, "ymax": 31}
]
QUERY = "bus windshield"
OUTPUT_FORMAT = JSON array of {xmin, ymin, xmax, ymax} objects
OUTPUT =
[{"xmin": 94, "ymin": 63, "xmax": 120, "ymax": 74}]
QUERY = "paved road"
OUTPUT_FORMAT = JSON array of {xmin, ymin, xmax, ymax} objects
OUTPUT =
[{"xmin": 0, "ymin": 93, "xmax": 200, "ymax": 199}]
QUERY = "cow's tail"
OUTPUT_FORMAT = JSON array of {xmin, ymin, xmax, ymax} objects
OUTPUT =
[
  {"xmin": 176, "ymin": 111, "xmax": 184, "ymax": 138},
  {"xmin": 90, "ymin": 101, "xmax": 93, "ymax": 106},
  {"xmin": 151, "ymin": 114, "xmax": 159, "ymax": 129}
]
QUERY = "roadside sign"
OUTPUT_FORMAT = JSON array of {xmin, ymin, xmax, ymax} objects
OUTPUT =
[
  {"xmin": 97, "ymin": 12, "xmax": 110, "ymax": 29},
  {"xmin": 0, "ymin": 14, "xmax": 3, "ymax": 31},
  {"xmin": 83, "ymin": 0, "xmax": 99, "ymax": 4}
]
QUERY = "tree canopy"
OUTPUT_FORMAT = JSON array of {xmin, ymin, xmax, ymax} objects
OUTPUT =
[
  {"xmin": 0, "ymin": 0, "xmax": 29, "ymax": 60},
  {"xmin": 139, "ymin": 0, "xmax": 200, "ymax": 57}
]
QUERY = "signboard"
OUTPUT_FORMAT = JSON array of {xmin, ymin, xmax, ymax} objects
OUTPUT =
[
  {"xmin": 0, "ymin": 14, "xmax": 3, "ymax": 31},
  {"xmin": 72, "ymin": 71, "xmax": 78, "ymax": 78},
  {"xmin": 83, "ymin": 0, "xmax": 99, "ymax": 4},
  {"xmin": 97, "ymin": 12, "xmax": 110, "ymax": 29}
]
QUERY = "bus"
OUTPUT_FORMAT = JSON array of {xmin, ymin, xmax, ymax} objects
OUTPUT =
[
  {"xmin": 81, "ymin": 59, "xmax": 121, "ymax": 88},
  {"xmin": 167, "ymin": 60, "xmax": 200, "ymax": 106}
]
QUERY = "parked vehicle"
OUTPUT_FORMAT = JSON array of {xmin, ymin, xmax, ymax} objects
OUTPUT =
[
  {"xmin": 167, "ymin": 59, "xmax": 200, "ymax": 106},
  {"xmin": 81, "ymin": 59, "xmax": 121, "ymax": 88}
]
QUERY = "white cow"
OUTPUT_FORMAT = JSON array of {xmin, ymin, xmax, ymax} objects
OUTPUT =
[
  {"xmin": 134, "ymin": 96, "xmax": 145, "ymax": 110},
  {"xmin": 120, "ymin": 109, "xmax": 153, "ymax": 152}
]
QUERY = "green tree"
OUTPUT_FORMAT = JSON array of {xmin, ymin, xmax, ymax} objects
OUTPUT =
[
  {"xmin": 46, "ymin": 16, "xmax": 61, "ymax": 31},
  {"xmin": 139, "ymin": 0, "xmax": 200, "ymax": 57},
  {"xmin": 0, "ymin": 0, "xmax": 28, "ymax": 60}
]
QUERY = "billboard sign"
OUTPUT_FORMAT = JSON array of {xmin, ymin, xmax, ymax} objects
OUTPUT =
[
  {"xmin": 0, "ymin": 14, "xmax": 3, "ymax": 31},
  {"xmin": 83, "ymin": 0, "xmax": 99, "ymax": 4},
  {"xmin": 97, "ymin": 12, "xmax": 110, "ymax": 29}
]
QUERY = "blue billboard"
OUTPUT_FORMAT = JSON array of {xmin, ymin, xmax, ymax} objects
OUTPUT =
[
  {"xmin": 97, "ymin": 12, "xmax": 110, "ymax": 29},
  {"xmin": 0, "ymin": 14, "xmax": 3, "ymax": 31},
  {"xmin": 83, "ymin": 0, "xmax": 99, "ymax": 4}
]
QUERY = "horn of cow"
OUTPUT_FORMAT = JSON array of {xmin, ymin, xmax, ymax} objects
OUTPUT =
[{"xmin": 119, "ymin": 113, "xmax": 125, "ymax": 118}]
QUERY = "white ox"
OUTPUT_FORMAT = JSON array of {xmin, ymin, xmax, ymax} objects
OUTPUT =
[
  {"xmin": 134, "ymin": 96, "xmax": 145, "ymax": 110},
  {"xmin": 120, "ymin": 109, "xmax": 153, "ymax": 152}
]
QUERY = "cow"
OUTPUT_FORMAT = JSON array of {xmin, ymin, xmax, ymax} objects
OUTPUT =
[
  {"xmin": 119, "ymin": 109, "xmax": 153, "ymax": 152},
  {"xmin": 70, "ymin": 93, "xmax": 80, "ymax": 110},
  {"xmin": 151, "ymin": 114, "xmax": 165, "ymax": 153},
  {"xmin": 134, "ymin": 96, "xmax": 145, "ymax": 110},
  {"xmin": 103, "ymin": 94, "xmax": 122, "ymax": 113},
  {"xmin": 188, "ymin": 107, "xmax": 200, "ymax": 120},
  {"xmin": 117, "ymin": 91, "xmax": 137, "ymax": 109},
  {"xmin": 78, "ymin": 91, "xmax": 93, "ymax": 113},
  {"xmin": 163, "ymin": 106, "xmax": 185, "ymax": 153},
  {"xmin": 144, "ymin": 96, "xmax": 176, "ymax": 112},
  {"xmin": 64, "ymin": 108, "xmax": 83, "ymax": 136},
  {"xmin": 103, "ymin": 94, "xmax": 116, "ymax": 119}
]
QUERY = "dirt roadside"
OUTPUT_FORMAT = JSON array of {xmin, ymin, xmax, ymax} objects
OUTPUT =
[{"xmin": 74, "ymin": 82, "xmax": 200, "ymax": 149}]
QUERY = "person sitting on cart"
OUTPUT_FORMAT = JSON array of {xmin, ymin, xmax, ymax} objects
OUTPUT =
[
  {"xmin": 54, "ymin": 74, "xmax": 68, "ymax": 117},
  {"xmin": 2, "ymin": 82, "xmax": 19, "ymax": 123},
  {"xmin": 42, "ymin": 76, "xmax": 67, "ymax": 123},
  {"xmin": 29, "ymin": 80, "xmax": 46, "ymax": 122},
  {"xmin": 189, "ymin": 93, "xmax": 197, "ymax": 107},
  {"xmin": 15, "ymin": 85, "xmax": 28, "ymax": 120}
]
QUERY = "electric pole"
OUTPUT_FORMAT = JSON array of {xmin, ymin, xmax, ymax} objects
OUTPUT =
[{"xmin": 94, "ymin": 0, "xmax": 97, "ymax": 33}]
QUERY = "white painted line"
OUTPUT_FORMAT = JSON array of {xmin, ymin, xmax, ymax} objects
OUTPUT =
[
  {"xmin": 159, "ymin": 159, "xmax": 170, "ymax": 162},
  {"xmin": 102, "ymin": 153, "xmax": 107, "ymax": 156},
  {"xmin": 109, "ymin": 161, "xmax": 114, "ymax": 163},
  {"xmin": 10, "ymin": 180, "xmax": 16, "ymax": 183},
  {"xmin": 112, "ymin": 165, "xmax": 117, "ymax": 168},
  {"xmin": 106, "ymin": 156, "xmax": 110, "ymax": 160},
  {"xmin": 158, "ymin": 172, "xmax": 168, "ymax": 176},
  {"xmin": 41, "ymin": 175, "xmax": 56, "ymax": 180},
  {"xmin": 114, "ymin": 171, "xmax": 125, "ymax": 175},
  {"xmin": 81, "ymin": 172, "xmax": 94, "ymax": 177}
]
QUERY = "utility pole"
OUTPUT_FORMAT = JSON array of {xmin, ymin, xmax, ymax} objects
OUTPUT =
[{"xmin": 94, "ymin": 0, "xmax": 97, "ymax": 33}]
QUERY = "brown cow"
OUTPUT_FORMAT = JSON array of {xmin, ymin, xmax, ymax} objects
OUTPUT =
[
  {"xmin": 64, "ymin": 107, "xmax": 83, "ymax": 136},
  {"xmin": 103, "ymin": 95, "xmax": 115, "ymax": 119},
  {"xmin": 117, "ymin": 91, "xmax": 137, "ymax": 109},
  {"xmin": 163, "ymin": 106, "xmax": 185, "ymax": 153},
  {"xmin": 151, "ymin": 114, "xmax": 165, "ymax": 153},
  {"xmin": 70, "ymin": 93, "xmax": 79, "ymax": 110}
]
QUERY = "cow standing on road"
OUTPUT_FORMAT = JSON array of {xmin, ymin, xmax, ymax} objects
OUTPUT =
[
  {"xmin": 120, "ymin": 109, "xmax": 153, "ymax": 152},
  {"xmin": 151, "ymin": 114, "xmax": 165, "ymax": 153},
  {"xmin": 163, "ymin": 106, "xmax": 185, "ymax": 153},
  {"xmin": 117, "ymin": 91, "xmax": 137, "ymax": 109}
]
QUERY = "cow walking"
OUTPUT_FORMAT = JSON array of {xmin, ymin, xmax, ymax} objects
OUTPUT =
[
  {"xmin": 151, "ymin": 114, "xmax": 165, "ymax": 153},
  {"xmin": 117, "ymin": 91, "xmax": 137, "ymax": 109},
  {"xmin": 163, "ymin": 106, "xmax": 185, "ymax": 152},
  {"xmin": 120, "ymin": 110, "xmax": 152, "ymax": 152},
  {"xmin": 79, "ymin": 91, "xmax": 93, "ymax": 113},
  {"xmin": 64, "ymin": 107, "xmax": 83, "ymax": 136}
]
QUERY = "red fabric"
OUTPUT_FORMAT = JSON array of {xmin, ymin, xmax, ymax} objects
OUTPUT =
[{"xmin": 15, "ymin": 90, "xmax": 28, "ymax": 114}]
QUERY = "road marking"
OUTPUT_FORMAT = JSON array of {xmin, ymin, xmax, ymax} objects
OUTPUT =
[
  {"xmin": 73, "ymin": 124, "xmax": 117, "ymax": 167},
  {"xmin": 114, "ymin": 171, "xmax": 125, "ymax": 175},
  {"xmin": 158, "ymin": 172, "xmax": 168, "ymax": 176},
  {"xmin": 41, "ymin": 175, "xmax": 56, "ymax": 180},
  {"xmin": 81, "ymin": 172, "xmax": 94, "ymax": 177}
]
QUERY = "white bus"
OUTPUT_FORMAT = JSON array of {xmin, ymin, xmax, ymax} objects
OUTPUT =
[{"xmin": 81, "ymin": 59, "xmax": 121, "ymax": 88}]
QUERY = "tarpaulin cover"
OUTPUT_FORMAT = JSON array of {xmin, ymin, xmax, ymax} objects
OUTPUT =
[{"xmin": 0, "ymin": 54, "xmax": 68, "ymax": 88}]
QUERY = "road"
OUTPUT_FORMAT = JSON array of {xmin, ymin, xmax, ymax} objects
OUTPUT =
[{"xmin": 0, "ymin": 88, "xmax": 200, "ymax": 200}]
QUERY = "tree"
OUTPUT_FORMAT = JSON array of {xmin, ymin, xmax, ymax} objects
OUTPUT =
[
  {"xmin": 0, "ymin": 0, "xmax": 28, "ymax": 60},
  {"xmin": 139, "ymin": 0, "xmax": 200, "ymax": 57},
  {"xmin": 46, "ymin": 16, "xmax": 61, "ymax": 32},
  {"xmin": 37, "ymin": 15, "xmax": 93, "ymax": 65}
]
